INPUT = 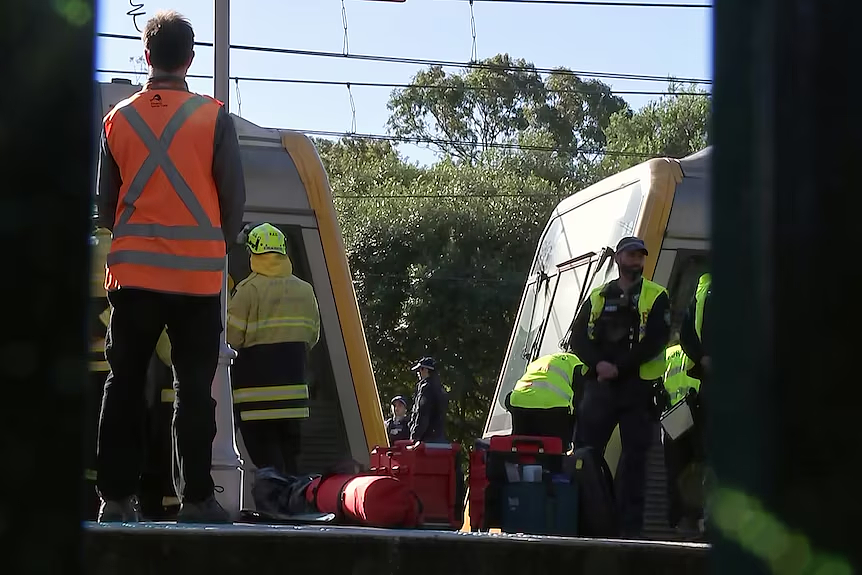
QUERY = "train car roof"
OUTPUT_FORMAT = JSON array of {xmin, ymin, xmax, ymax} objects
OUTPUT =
[{"xmin": 666, "ymin": 146, "xmax": 711, "ymax": 241}]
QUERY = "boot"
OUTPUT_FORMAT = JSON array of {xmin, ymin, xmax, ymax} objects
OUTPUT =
[
  {"xmin": 98, "ymin": 496, "xmax": 142, "ymax": 523},
  {"xmin": 176, "ymin": 495, "xmax": 231, "ymax": 524}
]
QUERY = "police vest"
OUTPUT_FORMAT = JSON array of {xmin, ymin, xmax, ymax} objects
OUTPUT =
[
  {"xmin": 103, "ymin": 89, "xmax": 226, "ymax": 296},
  {"xmin": 509, "ymin": 353, "xmax": 583, "ymax": 414},
  {"xmin": 586, "ymin": 278, "xmax": 668, "ymax": 381},
  {"xmin": 695, "ymin": 273, "xmax": 711, "ymax": 342},
  {"xmin": 663, "ymin": 344, "xmax": 700, "ymax": 406}
]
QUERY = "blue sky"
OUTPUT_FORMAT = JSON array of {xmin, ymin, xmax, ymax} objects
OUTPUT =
[{"xmin": 95, "ymin": 0, "xmax": 712, "ymax": 163}]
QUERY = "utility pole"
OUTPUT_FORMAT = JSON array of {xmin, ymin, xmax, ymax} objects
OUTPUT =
[{"xmin": 211, "ymin": 0, "xmax": 243, "ymax": 520}]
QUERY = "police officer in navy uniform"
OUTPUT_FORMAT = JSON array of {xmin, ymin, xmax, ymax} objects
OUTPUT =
[
  {"xmin": 408, "ymin": 357, "xmax": 448, "ymax": 443},
  {"xmin": 569, "ymin": 237, "xmax": 671, "ymax": 538},
  {"xmin": 385, "ymin": 396, "xmax": 411, "ymax": 443}
]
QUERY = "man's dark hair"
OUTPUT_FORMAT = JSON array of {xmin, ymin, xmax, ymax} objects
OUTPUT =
[{"xmin": 142, "ymin": 10, "xmax": 194, "ymax": 73}]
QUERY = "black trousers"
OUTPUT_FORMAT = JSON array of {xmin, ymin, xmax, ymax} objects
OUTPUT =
[
  {"xmin": 663, "ymin": 428, "xmax": 704, "ymax": 528},
  {"xmin": 574, "ymin": 378, "xmax": 654, "ymax": 536},
  {"xmin": 239, "ymin": 418, "xmax": 302, "ymax": 476},
  {"xmin": 97, "ymin": 288, "xmax": 221, "ymax": 503},
  {"xmin": 82, "ymin": 369, "xmax": 108, "ymax": 520},
  {"xmin": 506, "ymin": 403, "xmax": 575, "ymax": 452},
  {"xmin": 139, "ymin": 355, "xmax": 180, "ymax": 519}
]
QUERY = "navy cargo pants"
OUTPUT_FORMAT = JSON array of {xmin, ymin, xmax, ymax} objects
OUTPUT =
[{"xmin": 574, "ymin": 377, "xmax": 655, "ymax": 537}]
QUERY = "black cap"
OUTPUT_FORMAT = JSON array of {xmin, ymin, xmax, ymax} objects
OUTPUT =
[
  {"xmin": 410, "ymin": 357, "xmax": 436, "ymax": 371},
  {"xmin": 615, "ymin": 236, "xmax": 649, "ymax": 256},
  {"xmin": 390, "ymin": 395, "xmax": 407, "ymax": 406}
]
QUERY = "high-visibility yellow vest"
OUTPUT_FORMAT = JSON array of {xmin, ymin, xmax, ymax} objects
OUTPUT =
[
  {"xmin": 663, "ymin": 344, "xmax": 700, "ymax": 406},
  {"xmin": 694, "ymin": 273, "xmax": 711, "ymax": 342},
  {"xmin": 587, "ymin": 278, "xmax": 668, "ymax": 381},
  {"xmin": 509, "ymin": 353, "xmax": 583, "ymax": 414}
]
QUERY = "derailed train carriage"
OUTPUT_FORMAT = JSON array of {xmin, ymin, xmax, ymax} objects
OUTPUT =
[{"xmin": 476, "ymin": 147, "xmax": 711, "ymax": 538}]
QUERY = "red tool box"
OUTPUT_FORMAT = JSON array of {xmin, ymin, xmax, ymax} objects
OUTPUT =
[
  {"xmin": 468, "ymin": 435, "xmax": 565, "ymax": 531},
  {"xmin": 370, "ymin": 440, "xmax": 462, "ymax": 529}
]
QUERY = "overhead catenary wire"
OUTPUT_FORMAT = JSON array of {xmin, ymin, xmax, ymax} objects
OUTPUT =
[
  {"xmin": 451, "ymin": 0, "xmax": 710, "ymax": 7},
  {"xmin": 96, "ymin": 32, "xmax": 712, "ymax": 85},
  {"xmin": 298, "ymin": 129, "xmax": 661, "ymax": 158},
  {"xmin": 94, "ymin": 68, "xmax": 711, "ymax": 97}
]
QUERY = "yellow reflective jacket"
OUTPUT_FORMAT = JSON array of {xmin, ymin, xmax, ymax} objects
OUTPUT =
[
  {"xmin": 227, "ymin": 253, "xmax": 320, "ymax": 350},
  {"xmin": 663, "ymin": 344, "xmax": 700, "ymax": 406},
  {"xmin": 509, "ymin": 352, "xmax": 584, "ymax": 414}
]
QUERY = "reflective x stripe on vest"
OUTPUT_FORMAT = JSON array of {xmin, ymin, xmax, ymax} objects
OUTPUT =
[
  {"xmin": 510, "ymin": 353, "xmax": 580, "ymax": 413},
  {"xmin": 695, "ymin": 273, "xmax": 711, "ymax": 342},
  {"xmin": 105, "ymin": 93, "xmax": 224, "ymax": 295},
  {"xmin": 233, "ymin": 384, "xmax": 310, "ymax": 421},
  {"xmin": 587, "ymin": 278, "xmax": 668, "ymax": 381},
  {"xmin": 664, "ymin": 344, "xmax": 700, "ymax": 406}
]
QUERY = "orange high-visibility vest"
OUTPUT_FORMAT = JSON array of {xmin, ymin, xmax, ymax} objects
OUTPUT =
[{"xmin": 103, "ymin": 88, "xmax": 226, "ymax": 296}]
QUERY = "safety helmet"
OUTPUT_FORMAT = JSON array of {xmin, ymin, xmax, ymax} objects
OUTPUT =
[{"xmin": 245, "ymin": 223, "xmax": 286, "ymax": 255}]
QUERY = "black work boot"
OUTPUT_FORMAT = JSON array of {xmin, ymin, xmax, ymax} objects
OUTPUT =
[
  {"xmin": 176, "ymin": 495, "xmax": 231, "ymax": 524},
  {"xmin": 98, "ymin": 496, "xmax": 142, "ymax": 523}
]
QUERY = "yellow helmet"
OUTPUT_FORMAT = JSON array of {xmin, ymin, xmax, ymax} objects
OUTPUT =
[{"xmin": 246, "ymin": 223, "xmax": 286, "ymax": 255}]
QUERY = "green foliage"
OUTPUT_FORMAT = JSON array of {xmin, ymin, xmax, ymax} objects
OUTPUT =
[
  {"xmin": 599, "ymin": 81, "xmax": 711, "ymax": 175},
  {"xmin": 316, "ymin": 65, "xmax": 710, "ymax": 450},
  {"xmin": 386, "ymin": 54, "xmax": 627, "ymax": 165}
]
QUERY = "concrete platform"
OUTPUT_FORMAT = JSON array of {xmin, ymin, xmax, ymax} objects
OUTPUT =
[{"xmin": 84, "ymin": 522, "xmax": 710, "ymax": 575}]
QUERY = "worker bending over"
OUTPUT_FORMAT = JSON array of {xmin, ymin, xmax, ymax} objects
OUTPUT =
[
  {"xmin": 568, "ymin": 236, "xmax": 671, "ymax": 538},
  {"xmin": 662, "ymin": 343, "xmax": 703, "ymax": 535},
  {"xmin": 385, "ymin": 396, "xmax": 411, "ymax": 443},
  {"xmin": 228, "ymin": 223, "xmax": 320, "ymax": 476},
  {"xmin": 505, "ymin": 353, "xmax": 584, "ymax": 449}
]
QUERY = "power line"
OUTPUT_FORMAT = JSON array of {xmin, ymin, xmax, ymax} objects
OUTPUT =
[
  {"xmin": 456, "ymin": 0, "xmax": 710, "ymax": 7},
  {"xmin": 95, "ymin": 68, "xmax": 710, "ymax": 97},
  {"xmin": 299, "ymin": 129, "xmax": 659, "ymax": 157},
  {"xmin": 96, "ymin": 32, "xmax": 712, "ymax": 85}
]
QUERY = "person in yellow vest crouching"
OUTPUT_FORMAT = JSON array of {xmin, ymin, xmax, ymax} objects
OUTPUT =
[
  {"xmin": 662, "ymin": 343, "xmax": 704, "ymax": 536},
  {"xmin": 505, "ymin": 353, "xmax": 585, "ymax": 450}
]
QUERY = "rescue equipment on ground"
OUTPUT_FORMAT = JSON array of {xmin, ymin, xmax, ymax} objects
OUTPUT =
[{"xmin": 370, "ymin": 441, "xmax": 463, "ymax": 530}]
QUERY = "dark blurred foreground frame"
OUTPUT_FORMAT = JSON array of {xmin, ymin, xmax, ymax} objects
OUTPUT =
[
  {"xmin": 712, "ymin": 0, "xmax": 859, "ymax": 573},
  {"xmin": 0, "ymin": 1, "xmax": 94, "ymax": 574}
]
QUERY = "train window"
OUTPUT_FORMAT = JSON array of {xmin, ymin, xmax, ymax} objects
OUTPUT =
[
  {"xmin": 665, "ymin": 249, "xmax": 710, "ymax": 338},
  {"xmin": 486, "ymin": 280, "xmax": 541, "ymax": 435},
  {"xmin": 536, "ymin": 258, "xmax": 593, "ymax": 358}
]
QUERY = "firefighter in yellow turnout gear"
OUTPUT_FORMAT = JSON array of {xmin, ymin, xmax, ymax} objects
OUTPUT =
[
  {"xmin": 505, "ymin": 353, "xmax": 585, "ymax": 449},
  {"xmin": 228, "ymin": 223, "xmax": 320, "ymax": 475}
]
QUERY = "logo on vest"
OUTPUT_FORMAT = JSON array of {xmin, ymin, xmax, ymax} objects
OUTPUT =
[{"xmin": 149, "ymin": 94, "xmax": 167, "ymax": 108}]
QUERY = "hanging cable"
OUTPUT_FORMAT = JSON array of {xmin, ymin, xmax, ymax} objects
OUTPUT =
[
  {"xmin": 126, "ymin": 0, "xmax": 146, "ymax": 33},
  {"xmin": 95, "ymin": 68, "xmax": 711, "ymax": 97},
  {"xmin": 96, "ymin": 32, "xmax": 712, "ymax": 85},
  {"xmin": 469, "ymin": 0, "xmax": 478, "ymax": 62},
  {"xmin": 341, "ymin": 0, "xmax": 350, "ymax": 56},
  {"xmin": 234, "ymin": 77, "xmax": 243, "ymax": 117},
  {"xmin": 455, "ymin": 0, "xmax": 711, "ymax": 7},
  {"xmin": 346, "ymin": 84, "xmax": 357, "ymax": 134}
]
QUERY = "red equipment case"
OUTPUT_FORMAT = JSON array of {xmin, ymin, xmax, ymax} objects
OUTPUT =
[
  {"xmin": 468, "ymin": 435, "xmax": 565, "ymax": 531},
  {"xmin": 370, "ymin": 440, "xmax": 461, "ymax": 529}
]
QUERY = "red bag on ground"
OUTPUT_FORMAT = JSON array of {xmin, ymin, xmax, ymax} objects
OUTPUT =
[{"xmin": 307, "ymin": 474, "xmax": 423, "ymax": 528}]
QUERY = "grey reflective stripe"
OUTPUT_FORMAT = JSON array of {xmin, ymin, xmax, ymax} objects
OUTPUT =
[
  {"xmin": 547, "ymin": 364, "xmax": 573, "ymax": 387},
  {"xmin": 107, "ymin": 250, "xmax": 225, "ymax": 271},
  {"xmin": 666, "ymin": 363, "xmax": 684, "ymax": 379},
  {"xmin": 519, "ymin": 380, "xmax": 572, "ymax": 402},
  {"xmin": 115, "ymin": 223, "xmax": 224, "ymax": 241},
  {"xmin": 113, "ymin": 96, "xmax": 220, "ymax": 241}
]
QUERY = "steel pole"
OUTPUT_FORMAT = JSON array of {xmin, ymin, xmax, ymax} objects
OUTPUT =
[{"xmin": 211, "ymin": 0, "xmax": 243, "ymax": 520}]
